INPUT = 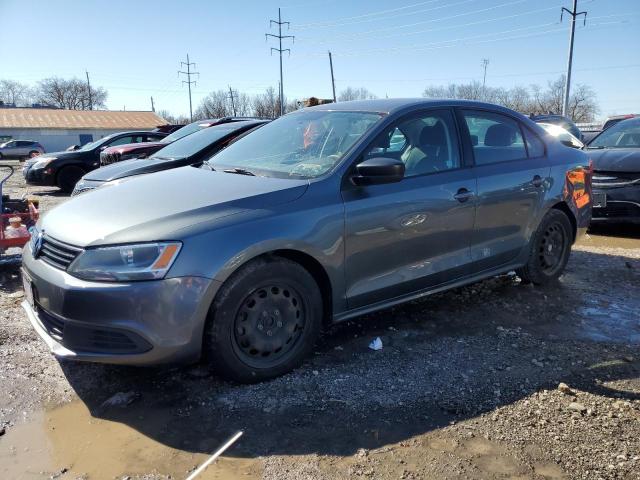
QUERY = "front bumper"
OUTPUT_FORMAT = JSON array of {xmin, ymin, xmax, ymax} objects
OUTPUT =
[
  {"xmin": 21, "ymin": 243, "xmax": 220, "ymax": 365},
  {"xmin": 591, "ymin": 184, "xmax": 640, "ymax": 224},
  {"xmin": 23, "ymin": 165, "xmax": 55, "ymax": 186}
]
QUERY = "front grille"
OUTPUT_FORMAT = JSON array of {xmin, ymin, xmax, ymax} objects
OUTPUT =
[
  {"xmin": 71, "ymin": 184, "xmax": 94, "ymax": 196},
  {"xmin": 100, "ymin": 151, "xmax": 121, "ymax": 166},
  {"xmin": 592, "ymin": 171, "xmax": 640, "ymax": 188},
  {"xmin": 36, "ymin": 304, "xmax": 151, "ymax": 354},
  {"xmin": 38, "ymin": 236, "xmax": 83, "ymax": 270}
]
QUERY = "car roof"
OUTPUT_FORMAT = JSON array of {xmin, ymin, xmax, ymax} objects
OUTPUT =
[{"xmin": 302, "ymin": 98, "xmax": 529, "ymax": 117}]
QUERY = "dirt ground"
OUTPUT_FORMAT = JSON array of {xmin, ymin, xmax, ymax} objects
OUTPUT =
[{"xmin": 1, "ymin": 160, "xmax": 639, "ymax": 480}]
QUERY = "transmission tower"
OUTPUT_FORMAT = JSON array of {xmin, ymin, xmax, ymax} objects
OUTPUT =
[
  {"xmin": 178, "ymin": 54, "xmax": 199, "ymax": 122},
  {"xmin": 266, "ymin": 8, "xmax": 294, "ymax": 116}
]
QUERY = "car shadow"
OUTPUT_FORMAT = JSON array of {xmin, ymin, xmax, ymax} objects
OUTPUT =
[{"xmin": 59, "ymin": 248, "xmax": 640, "ymax": 459}]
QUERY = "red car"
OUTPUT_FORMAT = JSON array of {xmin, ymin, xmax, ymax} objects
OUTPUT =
[{"xmin": 100, "ymin": 117, "xmax": 260, "ymax": 166}]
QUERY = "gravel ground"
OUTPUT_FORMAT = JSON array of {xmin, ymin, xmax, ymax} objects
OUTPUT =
[{"xmin": 1, "ymin": 161, "xmax": 639, "ymax": 480}]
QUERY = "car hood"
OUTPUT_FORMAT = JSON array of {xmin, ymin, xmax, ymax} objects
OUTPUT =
[
  {"xmin": 588, "ymin": 148, "xmax": 640, "ymax": 173},
  {"xmin": 103, "ymin": 141, "xmax": 167, "ymax": 154},
  {"xmin": 83, "ymin": 157, "xmax": 190, "ymax": 182},
  {"xmin": 41, "ymin": 166, "xmax": 308, "ymax": 247}
]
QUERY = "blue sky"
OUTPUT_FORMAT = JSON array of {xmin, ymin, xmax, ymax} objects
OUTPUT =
[{"xmin": 1, "ymin": 0, "xmax": 638, "ymax": 119}]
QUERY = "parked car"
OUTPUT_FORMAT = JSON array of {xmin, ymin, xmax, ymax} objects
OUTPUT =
[
  {"xmin": 21, "ymin": 99, "xmax": 591, "ymax": 382},
  {"xmin": 530, "ymin": 114, "xmax": 583, "ymax": 140},
  {"xmin": 100, "ymin": 117, "xmax": 261, "ymax": 166},
  {"xmin": 72, "ymin": 120, "xmax": 269, "ymax": 195},
  {"xmin": 152, "ymin": 124, "xmax": 185, "ymax": 134},
  {"xmin": 22, "ymin": 131, "xmax": 167, "ymax": 192},
  {"xmin": 602, "ymin": 114, "xmax": 638, "ymax": 131},
  {"xmin": 0, "ymin": 140, "xmax": 45, "ymax": 160},
  {"xmin": 538, "ymin": 123, "xmax": 584, "ymax": 149},
  {"xmin": 587, "ymin": 117, "xmax": 640, "ymax": 224}
]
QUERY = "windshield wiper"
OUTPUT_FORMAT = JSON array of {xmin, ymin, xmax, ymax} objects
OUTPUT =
[
  {"xmin": 586, "ymin": 146, "xmax": 605, "ymax": 149},
  {"xmin": 223, "ymin": 167, "xmax": 256, "ymax": 176}
]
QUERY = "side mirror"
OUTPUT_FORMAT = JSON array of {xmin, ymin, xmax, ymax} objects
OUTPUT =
[
  {"xmin": 560, "ymin": 139, "xmax": 580, "ymax": 149},
  {"xmin": 352, "ymin": 157, "xmax": 405, "ymax": 186}
]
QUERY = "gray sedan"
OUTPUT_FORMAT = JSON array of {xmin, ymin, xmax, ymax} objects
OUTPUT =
[{"xmin": 21, "ymin": 99, "xmax": 592, "ymax": 382}]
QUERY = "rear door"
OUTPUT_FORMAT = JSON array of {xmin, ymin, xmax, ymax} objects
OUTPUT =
[
  {"xmin": 459, "ymin": 109, "xmax": 549, "ymax": 273},
  {"xmin": 343, "ymin": 108, "xmax": 476, "ymax": 309}
]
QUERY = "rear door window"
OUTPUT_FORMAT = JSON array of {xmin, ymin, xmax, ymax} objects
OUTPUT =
[{"xmin": 462, "ymin": 110, "xmax": 527, "ymax": 165}]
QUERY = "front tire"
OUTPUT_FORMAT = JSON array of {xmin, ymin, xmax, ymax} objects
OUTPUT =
[
  {"xmin": 206, "ymin": 257, "xmax": 323, "ymax": 383},
  {"xmin": 56, "ymin": 166, "xmax": 85, "ymax": 193},
  {"xmin": 517, "ymin": 209, "xmax": 573, "ymax": 285}
]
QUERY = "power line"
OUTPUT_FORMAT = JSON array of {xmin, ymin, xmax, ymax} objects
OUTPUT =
[
  {"xmin": 266, "ymin": 8, "xmax": 295, "ymax": 116},
  {"xmin": 178, "ymin": 53, "xmax": 199, "ymax": 122},
  {"xmin": 297, "ymin": 3, "xmax": 564, "ymax": 45},
  {"xmin": 308, "ymin": 18, "xmax": 626, "ymax": 58},
  {"xmin": 294, "ymin": 0, "xmax": 479, "ymax": 29},
  {"xmin": 561, "ymin": 0, "xmax": 588, "ymax": 117},
  {"xmin": 295, "ymin": 0, "xmax": 443, "ymax": 28}
]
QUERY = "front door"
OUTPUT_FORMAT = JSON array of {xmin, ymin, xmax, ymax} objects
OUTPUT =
[
  {"xmin": 459, "ymin": 109, "xmax": 550, "ymax": 272},
  {"xmin": 343, "ymin": 109, "xmax": 476, "ymax": 309}
]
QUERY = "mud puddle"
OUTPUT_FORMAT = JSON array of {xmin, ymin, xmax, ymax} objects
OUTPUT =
[{"xmin": 0, "ymin": 401, "xmax": 259, "ymax": 479}]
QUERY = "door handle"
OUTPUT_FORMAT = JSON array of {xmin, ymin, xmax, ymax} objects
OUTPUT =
[
  {"xmin": 454, "ymin": 188, "xmax": 474, "ymax": 203},
  {"xmin": 531, "ymin": 175, "xmax": 543, "ymax": 187}
]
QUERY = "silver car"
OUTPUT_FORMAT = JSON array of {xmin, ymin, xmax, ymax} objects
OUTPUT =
[
  {"xmin": 0, "ymin": 140, "xmax": 45, "ymax": 160},
  {"xmin": 21, "ymin": 99, "xmax": 592, "ymax": 383}
]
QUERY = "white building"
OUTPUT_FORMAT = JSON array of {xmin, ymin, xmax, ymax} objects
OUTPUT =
[{"xmin": 0, "ymin": 107, "xmax": 167, "ymax": 153}]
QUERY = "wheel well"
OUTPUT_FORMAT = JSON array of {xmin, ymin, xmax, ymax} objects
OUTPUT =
[
  {"xmin": 270, "ymin": 249, "xmax": 333, "ymax": 328},
  {"xmin": 551, "ymin": 202, "xmax": 577, "ymax": 241},
  {"xmin": 56, "ymin": 164, "xmax": 86, "ymax": 183}
]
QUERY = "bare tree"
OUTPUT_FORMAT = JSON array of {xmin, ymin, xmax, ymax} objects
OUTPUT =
[
  {"xmin": 338, "ymin": 86, "xmax": 377, "ymax": 102},
  {"xmin": 197, "ymin": 90, "xmax": 232, "ymax": 118},
  {"xmin": 36, "ymin": 77, "xmax": 107, "ymax": 110},
  {"xmin": 422, "ymin": 75, "xmax": 598, "ymax": 122},
  {"xmin": 0, "ymin": 80, "xmax": 34, "ymax": 106},
  {"xmin": 253, "ymin": 87, "xmax": 280, "ymax": 119},
  {"xmin": 156, "ymin": 109, "xmax": 190, "ymax": 124}
]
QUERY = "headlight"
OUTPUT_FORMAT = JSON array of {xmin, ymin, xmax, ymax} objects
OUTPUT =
[
  {"xmin": 32, "ymin": 157, "xmax": 56, "ymax": 169},
  {"xmin": 68, "ymin": 242, "xmax": 182, "ymax": 281}
]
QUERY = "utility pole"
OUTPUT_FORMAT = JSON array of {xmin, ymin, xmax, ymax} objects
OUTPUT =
[
  {"xmin": 561, "ymin": 0, "xmax": 587, "ymax": 117},
  {"xmin": 85, "ymin": 70, "xmax": 93, "ymax": 110},
  {"xmin": 328, "ymin": 51, "xmax": 337, "ymax": 102},
  {"xmin": 266, "ymin": 8, "xmax": 294, "ymax": 117},
  {"xmin": 481, "ymin": 59, "xmax": 490, "ymax": 91},
  {"xmin": 228, "ymin": 86, "xmax": 236, "ymax": 116},
  {"xmin": 178, "ymin": 54, "xmax": 199, "ymax": 122},
  {"xmin": 150, "ymin": 96, "xmax": 155, "ymax": 112}
]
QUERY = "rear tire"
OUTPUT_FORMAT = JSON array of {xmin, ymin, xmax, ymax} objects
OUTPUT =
[
  {"xmin": 56, "ymin": 166, "xmax": 85, "ymax": 193},
  {"xmin": 28, "ymin": 150, "xmax": 40, "ymax": 158},
  {"xmin": 205, "ymin": 256, "xmax": 323, "ymax": 383},
  {"xmin": 517, "ymin": 209, "xmax": 573, "ymax": 285}
]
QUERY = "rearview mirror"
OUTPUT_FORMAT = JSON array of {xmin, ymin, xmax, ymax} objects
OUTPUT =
[{"xmin": 352, "ymin": 157, "xmax": 405, "ymax": 186}]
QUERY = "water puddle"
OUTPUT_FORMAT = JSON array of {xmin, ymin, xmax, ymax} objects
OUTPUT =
[{"xmin": 0, "ymin": 401, "xmax": 259, "ymax": 479}]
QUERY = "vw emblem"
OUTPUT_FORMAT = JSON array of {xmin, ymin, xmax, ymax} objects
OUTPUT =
[{"xmin": 30, "ymin": 227, "xmax": 44, "ymax": 258}]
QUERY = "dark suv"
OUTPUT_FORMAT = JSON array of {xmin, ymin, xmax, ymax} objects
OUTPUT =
[
  {"xmin": 23, "ymin": 131, "xmax": 167, "ymax": 192},
  {"xmin": 100, "ymin": 117, "xmax": 261, "ymax": 166}
]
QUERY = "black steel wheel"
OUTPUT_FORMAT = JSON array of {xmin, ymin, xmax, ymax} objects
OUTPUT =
[
  {"xmin": 517, "ymin": 209, "xmax": 573, "ymax": 285},
  {"xmin": 206, "ymin": 256, "xmax": 323, "ymax": 383},
  {"xmin": 232, "ymin": 284, "xmax": 307, "ymax": 369},
  {"xmin": 538, "ymin": 221, "xmax": 567, "ymax": 275}
]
